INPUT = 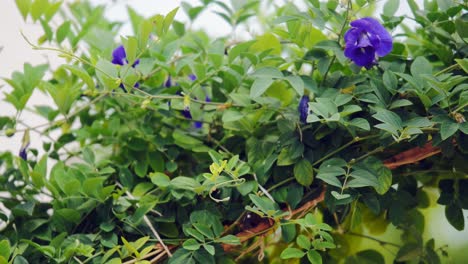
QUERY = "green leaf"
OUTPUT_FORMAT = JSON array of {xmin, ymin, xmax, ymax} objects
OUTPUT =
[
  {"xmin": 411, "ymin": 56, "xmax": 433, "ymax": 78},
  {"xmin": 56, "ymin": 21, "xmax": 71, "ymax": 44},
  {"xmin": 171, "ymin": 177, "xmax": 201, "ymax": 192},
  {"xmin": 173, "ymin": 20, "xmax": 185, "ymax": 36},
  {"xmin": 42, "ymin": 80, "xmax": 80, "ymax": 114},
  {"xmin": 445, "ymin": 203, "xmax": 464, "ymax": 231},
  {"xmin": 455, "ymin": 59, "xmax": 468, "ymax": 73},
  {"xmin": 277, "ymin": 147, "xmax": 297, "ymax": 166},
  {"xmin": 203, "ymin": 244, "xmax": 215, "ymax": 255},
  {"xmin": 56, "ymin": 208, "xmax": 81, "ymax": 224},
  {"xmin": 252, "ymin": 67, "xmax": 283, "ymax": 78},
  {"xmin": 396, "ymin": 243, "xmax": 423, "ymax": 262},
  {"xmin": 222, "ymin": 110, "xmax": 244, "ymax": 123},
  {"xmin": 307, "ymin": 250, "xmax": 322, "ymax": 264},
  {"xmin": 459, "ymin": 90, "xmax": 468, "ymax": 106},
  {"xmin": 31, "ymin": 0, "xmax": 48, "ymax": 21},
  {"xmin": 249, "ymin": 194, "xmax": 277, "ymax": 213},
  {"xmin": 32, "ymin": 155, "xmax": 47, "ymax": 188},
  {"xmin": 348, "ymin": 169, "xmax": 379, "ymax": 188},
  {"xmin": 62, "ymin": 65, "xmax": 95, "ymax": 90},
  {"xmin": 15, "ymin": 0, "xmax": 31, "ymax": 20},
  {"xmin": 163, "ymin": 7, "xmax": 179, "ymax": 34},
  {"xmin": 185, "ymin": 228, "xmax": 204, "ymax": 243},
  {"xmin": 383, "ymin": 70, "xmax": 398, "ymax": 92},
  {"xmin": 217, "ymin": 235, "xmax": 241, "ymax": 245},
  {"xmin": 182, "ymin": 239, "xmax": 200, "ymax": 251},
  {"xmin": 82, "ymin": 177, "xmax": 107, "ymax": 199},
  {"xmin": 296, "ymin": 235, "xmax": 311, "ymax": 250},
  {"xmin": 193, "ymin": 223, "xmax": 214, "ymax": 239},
  {"xmin": 375, "ymin": 168, "xmax": 392, "ymax": 195},
  {"xmin": 13, "ymin": 256, "xmax": 28, "ymax": 264},
  {"xmin": 331, "ymin": 191, "xmax": 351, "ymax": 200},
  {"xmin": 150, "ymin": 172, "xmax": 170, "ymax": 188},
  {"xmin": 95, "ymin": 59, "xmax": 119, "ymax": 91},
  {"xmin": 440, "ymin": 122, "xmax": 459, "ymax": 140},
  {"xmin": 316, "ymin": 166, "xmax": 345, "ymax": 188},
  {"xmin": 285, "ymin": 76, "xmax": 304, "ymax": 96},
  {"xmin": 294, "ymin": 159, "xmax": 314, "ymax": 187},
  {"xmin": 373, "ymin": 109, "xmax": 403, "ymax": 130},
  {"xmin": 280, "ymin": 247, "xmax": 305, "ymax": 259},
  {"xmin": 390, "ymin": 99, "xmax": 413, "ymax": 109},
  {"xmin": 0, "ymin": 240, "xmax": 10, "ymax": 260},
  {"xmin": 250, "ymin": 33, "xmax": 281, "ymax": 55},
  {"xmin": 383, "ymin": 0, "xmax": 400, "ymax": 17},
  {"xmin": 345, "ymin": 250, "xmax": 385, "ymax": 264},
  {"xmin": 348, "ymin": 118, "xmax": 370, "ymax": 131},
  {"xmin": 122, "ymin": 37, "xmax": 138, "ymax": 66}
]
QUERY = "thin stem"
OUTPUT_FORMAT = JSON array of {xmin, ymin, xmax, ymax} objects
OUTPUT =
[
  {"xmin": 312, "ymin": 135, "xmax": 379, "ymax": 167},
  {"xmin": 10, "ymin": 93, "xmax": 108, "ymax": 134},
  {"xmin": 453, "ymin": 101, "xmax": 468, "ymax": 113},
  {"xmin": 320, "ymin": 0, "xmax": 352, "ymax": 85},
  {"xmin": 348, "ymin": 232, "xmax": 400, "ymax": 248},
  {"xmin": 354, "ymin": 146, "xmax": 385, "ymax": 162},
  {"xmin": 267, "ymin": 177, "xmax": 294, "ymax": 192},
  {"xmin": 435, "ymin": 63, "xmax": 460, "ymax": 77},
  {"xmin": 312, "ymin": 136, "xmax": 360, "ymax": 166},
  {"xmin": 122, "ymin": 248, "xmax": 163, "ymax": 264},
  {"xmin": 116, "ymin": 183, "xmax": 171, "ymax": 257}
]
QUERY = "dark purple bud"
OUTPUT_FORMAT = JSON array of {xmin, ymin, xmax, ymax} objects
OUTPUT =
[
  {"xmin": 112, "ymin": 45, "xmax": 127, "ymax": 65},
  {"xmin": 205, "ymin": 96, "xmax": 211, "ymax": 102},
  {"xmin": 19, "ymin": 130, "xmax": 30, "ymax": 161},
  {"xmin": 182, "ymin": 107, "xmax": 193, "ymax": 119},
  {"xmin": 193, "ymin": 121, "xmax": 203, "ymax": 129},
  {"xmin": 188, "ymin": 74, "xmax": 197, "ymax": 81},
  {"xmin": 112, "ymin": 45, "xmax": 140, "ymax": 67},
  {"xmin": 298, "ymin": 95, "xmax": 309, "ymax": 123},
  {"xmin": 19, "ymin": 142, "xmax": 29, "ymax": 161},
  {"xmin": 344, "ymin": 17, "xmax": 392, "ymax": 68},
  {"xmin": 19, "ymin": 148, "xmax": 28, "ymax": 161},
  {"xmin": 165, "ymin": 76, "xmax": 172, "ymax": 87}
]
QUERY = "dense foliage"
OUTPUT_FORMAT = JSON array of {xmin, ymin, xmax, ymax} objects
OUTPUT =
[{"xmin": 1, "ymin": 0, "xmax": 467, "ymax": 263}]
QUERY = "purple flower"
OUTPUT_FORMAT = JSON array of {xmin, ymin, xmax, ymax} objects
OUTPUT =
[
  {"xmin": 188, "ymin": 74, "xmax": 197, "ymax": 81},
  {"xmin": 298, "ymin": 95, "xmax": 309, "ymax": 123},
  {"xmin": 193, "ymin": 95, "xmax": 211, "ymax": 129},
  {"xmin": 344, "ymin": 17, "xmax": 392, "ymax": 68},
  {"xmin": 165, "ymin": 76, "xmax": 172, "ymax": 87},
  {"xmin": 19, "ymin": 144, "xmax": 29, "ymax": 161},
  {"xmin": 111, "ymin": 45, "xmax": 140, "ymax": 90},
  {"xmin": 112, "ymin": 45, "xmax": 140, "ymax": 67},
  {"xmin": 19, "ymin": 130, "xmax": 30, "ymax": 161},
  {"xmin": 182, "ymin": 107, "xmax": 193, "ymax": 119}
]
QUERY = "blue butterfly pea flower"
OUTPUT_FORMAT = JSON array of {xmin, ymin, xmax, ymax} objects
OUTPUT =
[
  {"xmin": 298, "ymin": 95, "xmax": 309, "ymax": 123},
  {"xmin": 112, "ymin": 45, "xmax": 140, "ymax": 67},
  {"xmin": 344, "ymin": 17, "xmax": 393, "ymax": 68},
  {"xmin": 19, "ymin": 130, "xmax": 30, "ymax": 161},
  {"xmin": 111, "ymin": 45, "xmax": 140, "ymax": 90}
]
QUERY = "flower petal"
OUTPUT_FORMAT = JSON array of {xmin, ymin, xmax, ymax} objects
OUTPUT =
[
  {"xmin": 344, "ymin": 28, "xmax": 361, "ymax": 46},
  {"xmin": 165, "ymin": 76, "xmax": 172, "ymax": 87},
  {"xmin": 112, "ymin": 45, "xmax": 127, "ymax": 65},
  {"xmin": 193, "ymin": 121, "xmax": 203, "ymax": 129},
  {"xmin": 298, "ymin": 95, "xmax": 310, "ymax": 123},
  {"xmin": 350, "ymin": 17, "xmax": 392, "ymax": 56},
  {"xmin": 374, "ymin": 36, "xmax": 393, "ymax": 57},
  {"xmin": 344, "ymin": 45, "xmax": 376, "ymax": 68},
  {"xmin": 182, "ymin": 108, "xmax": 193, "ymax": 119}
]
